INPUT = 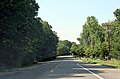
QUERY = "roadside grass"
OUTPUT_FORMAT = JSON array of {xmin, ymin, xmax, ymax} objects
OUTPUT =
[
  {"xmin": 0, "ymin": 68, "xmax": 5, "ymax": 72},
  {"xmin": 0, "ymin": 66, "xmax": 9, "ymax": 72},
  {"xmin": 0, "ymin": 57, "xmax": 57, "ymax": 72},
  {"xmin": 80, "ymin": 58, "xmax": 120, "ymax": 68}
]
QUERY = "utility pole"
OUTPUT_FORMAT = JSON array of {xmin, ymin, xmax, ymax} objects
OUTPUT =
[{"xmin": 106, "ymin": 22, "xmax": 111, "ymax": 59}]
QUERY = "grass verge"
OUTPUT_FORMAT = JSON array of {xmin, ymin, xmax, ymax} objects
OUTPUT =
[
  {"xmin": 0, "ymin": 57, "xmax": 57, "ymax": 72},
  {"xmin": 80, "ymin": 58, "xmax": 120, "ymax": 68},
  {"xmin": 0, "ymin": 66, "xmax": 10, "ymax": 72}
]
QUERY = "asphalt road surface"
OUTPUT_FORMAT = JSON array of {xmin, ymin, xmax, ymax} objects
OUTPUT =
[{"xmin": 0, "ymin": 55, "xmax": 120, "ymax": 79}]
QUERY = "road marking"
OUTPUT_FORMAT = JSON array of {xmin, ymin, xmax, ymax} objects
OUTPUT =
[
  {"xmin": 50, "ymin": 69, "xmax": 54, "ymax": 72},
  {"xmin": 55, "ymin": 66, "xmax": 58, "ymax": 68},
  {"xmin": 77, "ymin": 63, "xmax": 104, "ymax": 79},
  {"xmin": 50, "ymin": 65, "xmax": 59, "ymax": 72}
]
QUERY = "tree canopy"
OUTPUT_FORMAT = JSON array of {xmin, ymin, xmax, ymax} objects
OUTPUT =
[
  {"xmin": 57, "ymin": 40, "xmax": 72, "ymax": 56},
  {"xmin": 77, "ymin": 9, "xmax": 120, "ymax": 60},
  {"xmin": 0, "ymin": 0, "xmax": 58, "ymax": 67}
]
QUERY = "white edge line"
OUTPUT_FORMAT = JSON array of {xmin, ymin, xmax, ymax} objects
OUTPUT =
[{"xmin": 77, "ymin": 63, "xmax": 104, "ymax": 79}]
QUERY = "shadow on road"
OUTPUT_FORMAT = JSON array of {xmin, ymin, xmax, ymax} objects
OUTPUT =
[
  {"xmin": 44, "ymin": 56, "xmax": 105, "ymax": 79},
  {"xmin": 0, "ymin": 55, "xmax": 116, "ymax": 79}
]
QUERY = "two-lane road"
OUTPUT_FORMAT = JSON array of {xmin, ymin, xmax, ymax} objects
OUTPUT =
[{"xmin": 0, "ymin": 56, "xmax": 120, "ymax": 79}]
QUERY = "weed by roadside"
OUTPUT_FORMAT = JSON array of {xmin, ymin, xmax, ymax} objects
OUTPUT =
[{"xmin": 80, "ymin": 58, "xmax": 120, "ymax": 68}]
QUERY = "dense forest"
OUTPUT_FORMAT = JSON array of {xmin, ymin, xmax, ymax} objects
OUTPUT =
[{"xmin": 0, "ymin": 0, "xmax": 58, "ymax": 68}]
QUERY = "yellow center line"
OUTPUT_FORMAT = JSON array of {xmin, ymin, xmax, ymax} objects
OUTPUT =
[
  {"xmin": 50, "ymin": 69, "xmax": 54, "ymax": 72},
  {"xmin": 49, "ymin": 62, "xmax": 62, "ymax": 73}
]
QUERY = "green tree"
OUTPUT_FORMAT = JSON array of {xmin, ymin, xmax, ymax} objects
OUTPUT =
[
  {"xmin": 41, "ymin": 21, "xmax": 58, "ymax": 60},
  {"xmin": 78, "ymin": 16, "xmax": 103, "ymax": 58},
  {"xmin": 0, "ymin": 0, "xmax": 59, "ymax": 67},
  {"xmin": 70, "ymin": 42, "xmax": 84, "ymax": 58},
  {"xmin": 57, "ymin": 40, "xmax": 72, "ymax": 56},
  {"xmin": 0, "ymin": 0, "xmax": 40, "ymax": 67},
  {"xmin": 77, "ymin": 9, "xmax": 120, "ymax": 60}
]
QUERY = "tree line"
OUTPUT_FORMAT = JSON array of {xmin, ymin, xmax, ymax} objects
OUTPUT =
[
  {"xmin": 74, "ymin": 9, "xmax": 120, "ymax": 60},
  {"xmin": 0, "ymin": 0, "xmax": 58, "ymax": 68},
  {"xmin": 56, "ymin": 40, "xmax": 72, "ymax": 56},
  {"xmin": 51, "ymin": 8, "xmax": 120, "ymax": 61},
  {"xmin": 56, "ymin": 40, "xmax": 81, "ymax": 57}
]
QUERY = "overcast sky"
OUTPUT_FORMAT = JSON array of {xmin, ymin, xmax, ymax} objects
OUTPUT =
[{"xmin": 36, "ymin": 0, "xmax": 120, "ymax": 43}]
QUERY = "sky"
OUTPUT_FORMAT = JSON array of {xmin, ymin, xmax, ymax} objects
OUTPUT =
[{"xmin": 36, "ymin": 0, "xmax": 120, "ymax": 43}]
